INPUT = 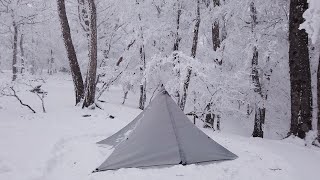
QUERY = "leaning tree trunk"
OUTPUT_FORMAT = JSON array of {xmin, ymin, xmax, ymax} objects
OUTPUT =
[
  {"xmin": 83, "ymin": 0, "xmax": 98, "ymax": 108},
  {"xmin": 288, "ymin": 0, "xmax": 312, "ymax": 139},
  {"xmin": 179, "ymin": 0, "xmax": 200, "ymax": 111},
  {"xmin": 12, "ymin": 22, "xmax": 18, "ymax": 81},
  {"xmin": 57, "ymin": 0, "xmax": 85, "ymax": 105}
]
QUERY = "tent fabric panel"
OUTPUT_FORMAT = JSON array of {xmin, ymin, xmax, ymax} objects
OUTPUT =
[
  {"xmin": 165, "ymin": 95, "xmax": 238, "ymax": 164},
  {"xmin": 97, "ymin": 93, "xmax": 181, "ymax": 171}
]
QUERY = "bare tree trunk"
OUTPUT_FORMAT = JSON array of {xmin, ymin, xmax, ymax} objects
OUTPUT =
[
  {"xmin": 206, "ymin": 0, "xmax": 221, "ymax": 122},
  {"xmin": 83, "ymin": 0, "xmax": 98, "ymax": 108},
  {"xmin": 48, "ymin": 50, "xmax": 55, "ymax": 75},
  {"xmin": 217, "ymin": 114, "xmax": 221, "ymax": 131},
  {"xmin": 173, "ymin": 0, "xmax": 182, "ymax": 103},
  {"xmin": 288, "ymin": 0, "xmax": 312, "ymax": 139},
  {"xmin": 212, "ymin": 0, "xmax": 221, "ymax": 51},
  {"xmin": 20, "ymin": 33, "xmax": 25, "ymax": 74},
  {"xmin": 12, "ymin": 22, "xmax": 18, "ymax": 81},
  {"xmin": 250, "ymin": 2, "xmax": 265, "ymax": 138},
  {"xmin": 190, "ymin": 0, "xmax": 200, "ymax": 59},
  {"xmin": 317, "ymin": 55, "xmax": 320, "ymax": 143},
  {"xmin": 252, "ymin": 106, "xmax": 265, "ymax": 137},
  {"xmin": 179, "ymin": 0, "xmax": 200, "ymax": 111},
  {"xmin": 251, "ymin": 46, "xmax": 265, "ymax": 138},
  {"xmin": 138, "ymin": 42, "xmax": 146, "ymax": 110},
  {"xmin": 212, "ymin": 21, "xmax": 220, "ymax": 51},
  {"xmin": 57, "ymin": 0, "xmax": 85, "ymax": 105},
  {"xmin": 137, "ymin": 8, "xmax": 147, "ymax": 110},
  {"xmin": 173, "ymin": 0, "xmax": 181, "ymax": 53}
]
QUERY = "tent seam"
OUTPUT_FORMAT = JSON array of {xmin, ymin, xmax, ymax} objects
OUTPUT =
[{"xmin": 164, "ymin": 94, "xmax": 187, "ymax": 165}]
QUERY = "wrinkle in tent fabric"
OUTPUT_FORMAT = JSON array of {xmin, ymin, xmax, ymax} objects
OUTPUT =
[{"xmin": 96, "ymin": 90, "xmax": 237, "ymax": 171}]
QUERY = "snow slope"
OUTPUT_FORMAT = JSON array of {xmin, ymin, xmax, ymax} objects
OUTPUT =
[{"xmin": 0, "ymin": 74, "xmax": 319, "ymax": 180}]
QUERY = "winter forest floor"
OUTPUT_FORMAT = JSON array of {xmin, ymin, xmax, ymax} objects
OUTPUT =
[{"xmin": 0, "ymin": 74, "xmax": 320, "ymax": 180}]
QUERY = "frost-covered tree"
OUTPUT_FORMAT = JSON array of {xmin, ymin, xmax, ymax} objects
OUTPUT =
[
  {"xmin": 0, "ymin": 0, "xmax": 47, "ymax": 81},
  {"xmin": 300, "ymin": 0, "xmax": 320, "ymax": 144}
]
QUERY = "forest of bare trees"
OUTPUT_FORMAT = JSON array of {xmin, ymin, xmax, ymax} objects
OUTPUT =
[
  {"xmin": 2, "ymin": 1, "xmax": 320, "ymax": 179},
  {"xmin": 0, "ymin": 0, "xmax": 320, "ymax": 144}
]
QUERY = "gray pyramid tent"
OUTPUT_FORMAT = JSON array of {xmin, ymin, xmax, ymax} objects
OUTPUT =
[{"xmin": 96, "ymin": 90, "xmax": 237, "ymax": 171}]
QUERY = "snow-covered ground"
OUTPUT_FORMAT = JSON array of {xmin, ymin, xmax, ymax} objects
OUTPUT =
[{"xmin": 1, "ymin": 74, "xmax": 320, "ymax": 180}]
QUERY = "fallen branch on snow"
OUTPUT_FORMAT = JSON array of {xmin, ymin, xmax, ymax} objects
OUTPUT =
[{"xmin": 1, "ymin": 87, "xmax": 36, "ymax": 113}]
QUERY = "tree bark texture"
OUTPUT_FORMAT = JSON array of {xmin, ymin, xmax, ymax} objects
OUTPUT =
[
  {"xmin": 251, "ymin": 46, "xmax": 265, "ymax": 138},
  {"xmin": 317, "ymin": 54, "xmax": 320, "ymax": 143},
  {"xmin": 250, "ymin": 2, "xmax": 265, "ymax": 138},
  {"xmin": 20, "ymin": 33, "xmax": 25, "ymax": 74},
  {"xmin": 138, "ymin": 11, "xmax": 147, "ymax": 110},
  {"xmin": 173, "ymin": 0, "xmax": 182, "ymax": 103},
  {"xmin": 138, "ymin": 43, "xmax": 147, "ymax": 110},
  {"xmin": 212, "ymin": 0, "xmax": 220, "ymax": 51},
  {"xmin": 57, "ymin": 0, "xmax": 85, "ymax": 105},
  {"xmin": 83, "ymin": 0, "xmax": 98, "ymax": 108},
  {"xmin": 288, "ymin": 0, "xmax": 312, "ymax": 139},
  {"xmin": 212, "ymin": 21, "xmax": 220, "ymax": 51},
  {"xmin": 12, "ymin": 22, "xmax": 18, "ymax": 81}
]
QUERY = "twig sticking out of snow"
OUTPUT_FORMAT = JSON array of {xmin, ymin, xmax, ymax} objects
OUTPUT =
[{"xmin": 1, "ymin": 87, "xmax": 36, "ymax": 113}]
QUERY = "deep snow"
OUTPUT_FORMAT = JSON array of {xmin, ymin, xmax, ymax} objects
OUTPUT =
[{"xmin": 0, "ymin": 74, "xmax": 320, "ymax": 180}]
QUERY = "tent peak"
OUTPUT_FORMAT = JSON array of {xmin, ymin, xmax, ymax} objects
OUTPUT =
[{"xmin": 159, "ymin": 84, "xmax": 169, "ymax": 95}]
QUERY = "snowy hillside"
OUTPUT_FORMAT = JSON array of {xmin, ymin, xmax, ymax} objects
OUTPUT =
[{"xmin": 1, "ymin": 74, "xmax": 319, "ymax": 180}]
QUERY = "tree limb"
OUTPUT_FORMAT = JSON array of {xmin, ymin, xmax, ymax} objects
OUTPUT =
[{"xmin": 1, "ymin": 87, "xmax": 37, "ymax": 113}]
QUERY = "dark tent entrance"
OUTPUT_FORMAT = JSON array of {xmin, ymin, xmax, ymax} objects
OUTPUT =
[{"xmin": 95, "ymin": 90, "xmax": 237, "ymax": 171}]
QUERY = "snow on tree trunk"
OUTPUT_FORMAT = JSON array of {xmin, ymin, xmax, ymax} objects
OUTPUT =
[
  {"xmin": 83, "ymin": 0, "xmax": 98, "ymax": 108},
  {"xmin": 252, "ymin": 106, "xmax": 265, "ymax": 138},
  {"xmin": 179, "ymin": 68, "xmax": 192, "ymax": 111},
  {"xmin": 212, "ymin": 0, "xmax": 220, "ymax": 51},
  {"xmin": 179, "ymin": 0, "xmax": 200, "ymax": 111},
  {"xmin": 205, "ymin": 0, "xmax": 221, "ymax": 123},
  {"xmin": 137, "ymin": 7, "xmax": 147, "ymax": 110},
  {"xmin": 19, "ymin": 33, "xmax": 25, "ymax": 74},
  {"xmin": 217, "ymin": 114, "xmax": 221, "ymax": 131},
  {"xmin": 288, "ymin": 0, "xmax": 312, "ymax": 139},
  {"xmin": 250, "ymin": 2, "xmax": 265, "ymax": 138},
  {"xmin": 48, "ymin": 50, "xmax": 55, "ymax": 75},
  {"xmin": 138, "ymin": 43, "xmax": 147, "ymax": 110},
  {"xmin": 212, "ymin": 21, "xmax": 220, "ymax": 51},
  {"xmin": 251, "ymin": 45, "xmax": 265, "ymax": 138},
  {"xmin": 57, "ymin": 0, "xmax": 85, "ymax": 105},
  {"xmin": 173, "ymin": 0, "xmax": 182, "ymax": 103},
  {"xmin": 190, "ymin": 0, "xmax": 200, "ymax": 59},
  {"xmin": 12, "ymin": 21, "xmax": 18, "ymax": 81}
]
